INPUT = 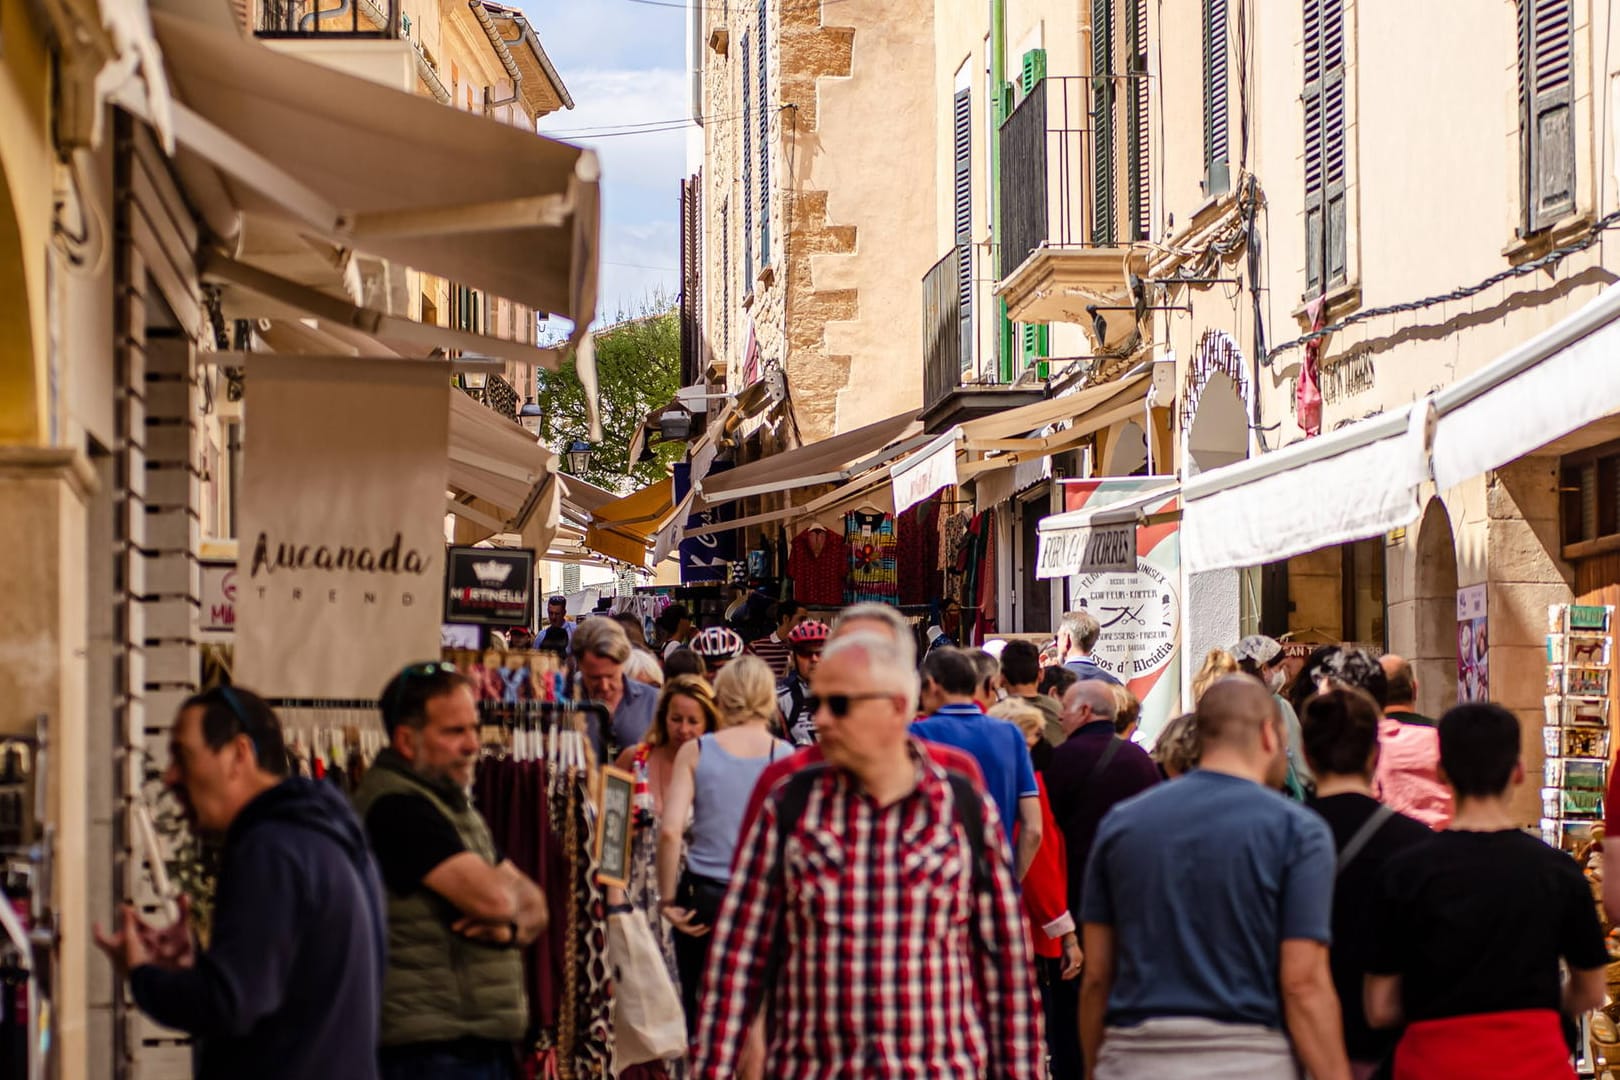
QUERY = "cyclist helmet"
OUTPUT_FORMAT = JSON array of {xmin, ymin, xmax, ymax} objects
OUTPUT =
[
  {"xmin": 788, "ymin": 620, "xmax": 831, "ymax": 646},
  {"xmin": 691, "ymin": 625, "xmax": 746, "ymax": 660}
]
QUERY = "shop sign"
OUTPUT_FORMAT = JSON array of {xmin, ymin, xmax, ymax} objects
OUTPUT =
[
  {"xmin": 891, "ymin": 428, "xmax": 960, "ymax": 514},
  {"xmin": 200, "ymin": 560, "xmax": 237, "ymax": 635},
  {"xmin": 1457, "ymin": 584, "xmax": 1489, "ymax": 703},
  {"xmin": 234, "ymin": 355, "xmax": 448, "ymax": 699},
  {"xmin": 1036, "ymin": 521, "xmax": 1136, "ymax": 578},
  {"xmin": 445, "ymin": 547, "xmax": 535, "ymax": 626},
  {"xmin": 1071, "ymin": 560, "xmax": 1182, "ymax": 684}
]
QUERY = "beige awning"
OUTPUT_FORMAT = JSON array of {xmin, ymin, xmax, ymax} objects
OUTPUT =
[
  {"xmin": 958, "ymin": 373, "xmax": 1151, "ymax": 479},
  {"xmin": 446, "ymin": 389, "xmax": 556, "ymax": 546},
  {"xmin": 697, "ymin": 410, "xmax": 923, "ymax": 504}
]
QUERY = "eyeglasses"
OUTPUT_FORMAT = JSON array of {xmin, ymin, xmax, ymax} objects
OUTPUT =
[
  {"xmin": 805, "ymin": 692, "xmax": 896, "ymax": 718},
  {"xmin": 386, "ymin": 661, "xmax": 460, "ymax": 727}
]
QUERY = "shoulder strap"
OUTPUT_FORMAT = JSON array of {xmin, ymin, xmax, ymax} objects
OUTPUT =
[
  {"xmin": 944, "ymin": 771, "xmax": 991, "ymax": 894},
  {"xmin": 1088, "ymin": 735, "xmax": 1125, "ymax": 785},
  {"xmin": 1336, "ymin": 804, "xmax": 1396, "ymax": 875}
]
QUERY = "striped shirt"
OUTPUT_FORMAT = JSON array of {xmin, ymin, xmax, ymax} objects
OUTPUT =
[
  {"xmin": 748, "ymin": 632, "xmax": 793, "ymax": 680},
  {"xmin": 691, "ymin": 741, "xmax": 1045, "ymax": 1079}
]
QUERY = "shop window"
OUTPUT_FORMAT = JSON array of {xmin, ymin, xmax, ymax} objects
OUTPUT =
[
  {"xmin": 1560, "ymin": 443, "xmax": 1620, "ymax": 553},
  {"xmin": 1279, "ymin": 537, "xmax": 1385, "ymax": 649}
]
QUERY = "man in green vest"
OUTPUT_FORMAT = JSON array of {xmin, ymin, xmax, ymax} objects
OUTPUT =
[{"xmin": 355, "ymin": 661, "xmax": 549, "ymax": 1079}]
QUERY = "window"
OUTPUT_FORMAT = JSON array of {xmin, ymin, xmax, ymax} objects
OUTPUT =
[
  {"xmin": 741, "ymin": 32, "xmax": 754, "ymax": 286},
  {"xmin": 1520, "ymin": 0, "xmax": 1575, "ymax": 234},
  {"xmin": 1560, "ymin": 442, "xmax": 1620, "ymax": 551},
  {"xmin": 757, "ymin": 0, "xmax": 771, "ymax": 268},
  {"xmin": 953, "ymin": 85, "xmax": 974, "ymax": 374},
  {"xmin": 1201, "ymin": 0, "xmax": 1230, "ymax": 196},
  {"xmin": 1304, "ymin": 0, "xmax": 1346, "ymax": 293}
]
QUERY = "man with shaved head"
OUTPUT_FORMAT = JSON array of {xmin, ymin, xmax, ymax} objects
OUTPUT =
[
  {"xmin": 693, "ymin": 633, "xmax": 1045, "ymax": 1079},
  {"xmin": 1041, "ymin": 677, "xmax": 1160, "ymax": 1075},
  {"xmin": 1080, "ymin": 676, "xmax": 1348, "ymax": 1080}
]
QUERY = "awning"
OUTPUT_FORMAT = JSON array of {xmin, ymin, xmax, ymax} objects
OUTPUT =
[
  {"xmin": 1432, "ymin": 283, "xmax": 1620, "ymax": 490},
  {"xmin": 1181, "ymin": 400, "xmax": 1435, "ymax": 575},
  {"xmin": 697, "ymin": 410, "xmax": 923, "ymax": 504},
  {"xmin": 123, "ymin": 10, "xmax": 603, "ymax": 432},
  {"xmin": 1036, "ymin": 482, "xmax": 1178, "ymax": 578},
  {"xmin": 957, "ymin": 372, "xmax": 1151, "ymax": 480},
  {"xmin": 584, "ymin": 478, "xmax": 682, "ymax": 567},
  {"xmin": 445, "ymin": 389, "xmax": 556, "ymax": 549}
]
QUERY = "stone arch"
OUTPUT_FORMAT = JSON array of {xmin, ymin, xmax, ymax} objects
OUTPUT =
[
  {"xmin": 1182, "ymin": 329, "xmax": 1251, "ymax": 476},
  {"xmin": 1412, "ymin": 497, "xmax": 1460, "ymax": 718},
  {"xmin": 1102, "ymin": 419, "xmax": 1149, "ymax": 476}
]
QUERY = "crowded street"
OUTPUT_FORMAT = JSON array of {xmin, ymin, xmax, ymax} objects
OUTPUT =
[{"xmin": 6, "ymin": 0, "xmax": 1620, "ymax": 1078}]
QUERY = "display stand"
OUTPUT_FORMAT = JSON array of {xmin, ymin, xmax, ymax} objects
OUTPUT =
[{"xmin": 1542, "ymin": 604, "xmax": 1615, "ymax": 852}]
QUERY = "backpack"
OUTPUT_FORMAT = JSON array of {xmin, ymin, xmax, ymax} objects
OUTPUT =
[{"xmin": 762, "ymin": 762, "xmax": 994, "ymax": 982}]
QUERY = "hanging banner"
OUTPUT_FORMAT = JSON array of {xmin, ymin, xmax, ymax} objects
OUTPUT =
[
  {"xmin": 445, "ymin": 546, "xmax": 535, "ymax": 626},
  {"xmin": 891, "ymin": 427, "xmax": 960, "ymax": 515},
  {"xmin": 235, "ymin": 356, "xmax": 449, "ymax": 699},
  {"xmin": 1457, "ymin": 584, "xmax": 1489, "ymax": 703},
  {"xmin": 1036, "ymin": 520, "xmax": 1137, "ymax": 577},
  {"xmin": 200, "ymin": 559, "xmax": 237, "ymax": 636},
  {"xmin": 676, "ymin": 460, "xmax": 735, "ymax": 583},
  {"xmin": 1064, "ymin": 478, "xmax": 1183, "ymax": 745}
]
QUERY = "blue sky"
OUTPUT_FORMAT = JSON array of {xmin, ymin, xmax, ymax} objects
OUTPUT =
[{"xmin": 526, "ymin": 0, "xmax": 691, "ymax": 326}]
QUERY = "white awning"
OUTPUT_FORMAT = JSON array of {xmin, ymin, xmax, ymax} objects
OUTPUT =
[
  {"xmin": 956, "ymin": 372, "xmax": 1150, "ymax": 480},
  {"xmin": 1181, "ymin": 400, "xmax": 1435, "ymax": 575},
  {"xmin": 697, "ymin": 410, "xmax": 923, "ymax": 504},
  {"xmin": 1036, "ymin": 482, "xmax": 1178, "ymax": 579},
  {"xmin": 446, "ymin": 390, "xmax": 556, "ymax": 551},
  {"xmin": 1432, "ymin": 284, "xmax": 1620, "ymax": 490}
]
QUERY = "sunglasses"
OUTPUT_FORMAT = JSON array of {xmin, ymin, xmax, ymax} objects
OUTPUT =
[
  {"xmin": 386, "ymin": 661, "xmax": 460, "ymax": 727},
  {"xmin": 217, "ymin": 686, "xmax": 265, "ymax": 763},
  {"xmin": 806, "ymin": 692, "xmax": 896, "ymax": 718}
]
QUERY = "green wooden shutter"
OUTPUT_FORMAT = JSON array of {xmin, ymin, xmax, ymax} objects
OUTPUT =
[
  {"xmin": 953, "ymin": 87, "xmax": 974, "ymax": 375},
  {"xmin": 1020, "ymin": 48, "xmax": 1047, "ymax": 94},
  {"xmin": 1304, "ymin": 0, "xmax": 1345, "ymax": 293},
  {"xmin": 1127, "ymin": 0, "xmax": 1150, "ymax": 241},
  {"xmin": 757, "ymin": 0, "xmax": 771, "ymax": 267},
  {"xmin": 1019, "ymin": 323, "xmax": 1049, "ymax": 373},
  {"xmin": 1092, "ymin": 2, "xmax": 1116, "ymax": 245},
  {"xmin": 1202, "ymin": 0, "xmax": 1230, "ymax": 196},
  {"xmin": 1521, "ymin": 0, "xmax": 1575, "ymax": 233}
]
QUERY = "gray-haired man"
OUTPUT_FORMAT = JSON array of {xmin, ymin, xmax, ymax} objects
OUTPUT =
[{"xmin": 1057, "ymin": 609, "xmax": 1121, "ymax": 686}]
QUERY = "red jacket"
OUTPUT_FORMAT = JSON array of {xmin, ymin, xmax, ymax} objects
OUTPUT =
[{"xmin": 1019, "ymin": 775, "xmax": 1073, "ymax": 959}]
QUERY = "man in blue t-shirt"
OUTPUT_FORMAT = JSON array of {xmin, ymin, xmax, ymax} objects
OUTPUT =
[
  {"xmin": 911, "ymin": 647, "xmax": 1043, "ymax": 880},
  {"xmin": 1079, "ymin": 675, "xmax": 1351, "ymax": 1080}
]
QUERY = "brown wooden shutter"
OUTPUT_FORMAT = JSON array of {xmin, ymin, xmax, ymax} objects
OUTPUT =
[
  {"xmin": 741, "ymin": 32, "xmax": 754, "ymax": 285},
  {"xmin": 1202, "ymin": 0, "xmax": 1230, "ymax": 196},
  {"xmin": 1521, "ymin": 0, "xmax": 1575, "ymax": 233},
  {"xmin": 953, "ymin": 87, "xmax": 974, "ymax": 371}
]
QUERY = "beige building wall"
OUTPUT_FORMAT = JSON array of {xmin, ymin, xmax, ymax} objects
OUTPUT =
[{"xmin": 700, "ymin": 0, "xmax": 938, "ymax": 442}]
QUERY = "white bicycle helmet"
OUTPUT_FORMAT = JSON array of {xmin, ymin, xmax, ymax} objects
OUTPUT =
[{"xmin": 691, "ymin": 625, "xmax": 746, "ymax": 660}]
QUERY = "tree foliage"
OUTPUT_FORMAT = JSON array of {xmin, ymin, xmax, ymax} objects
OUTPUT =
[{"xmin": 535, "ymin": 295, "xmax": 683, "ymax": 491}]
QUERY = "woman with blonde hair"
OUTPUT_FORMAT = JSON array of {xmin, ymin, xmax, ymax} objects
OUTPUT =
[
  {"xmin": 657, "ymin": 655, "xmax": 792, "ymax": 1038},
  {"xmin": 616, "ymin": 675, "xmax": 718, "ymax": 814},
  {"xmin": 1191, "ymin": 648, "xmax": 1239, "ymax": 702},
  {"xmin": 1152, "ymin": 711, "xmax": 1202, "ymax": 778}
]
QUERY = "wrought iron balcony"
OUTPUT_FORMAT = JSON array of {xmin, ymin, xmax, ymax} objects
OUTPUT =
[
  {"xmin": 461, "ymin": 373, "xmax": 520, "ymax": 422},
  {"xmin": 257, "ymin": 0, "xmax": 400, "ymax": 38},
  {"xmin": 997, "ymin": 75, "xmax": 1147, "ymax": 330},
  {"xmin": 921, "ymin": 244, "xmax": 1044, "ymax": 433}
]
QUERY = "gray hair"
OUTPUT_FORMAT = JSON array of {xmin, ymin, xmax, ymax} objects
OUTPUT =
[
  {"xmin": 571, "ymin": 616, "xmax": 631, "ymax": 665},
  {"xmin": 623, "ymin": 649, "xmax": 664, "ymax": 687},
  {"xmin": 1063, "ymin": 678, "xmax": 1119, "ymax": 724},
  {"xmin": 823, "ymin": 631, "xmax": 921, "ymax": 716},
  {"xmin": 831, "ymin": 603, "xmax": 917, "ymax": 668},
  {"xmin": 1060, "ymin": 609, "xmax": 1101, "ymax": 653}
]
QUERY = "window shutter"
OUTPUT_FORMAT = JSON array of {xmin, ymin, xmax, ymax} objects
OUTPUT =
[
  {"xmin": 1021, "ymin": 48, "xmax": 1047, "ymax": 95},
  {"xmin": 1303, "ymin": 0, "xmax": 1345, "ymax": 292},
  {"xmin": 720, "ymin": 200, "xmax": 731, "ymax": 360},
  {"xmin": 741, "ymin": 32, "xmax": 754, "ymax": 286},
  {"xmin": 1019, "ymin": 323, "xmax": 1049, "ymax": 368},
  {"xmin": 757, "ymin": 1, "xmax": 771, "ymax": 267},
  {"xmin": 1128, "ymin": 0, "xmax": 1150, "ymax": 241},
  {"xmin": 1202, "ymin": 0, "xmax": 1230, "ymax": 196},
  {"xmin": 1092, "ymin": 0, "xmax": 1117, "ymax": 245},
  {"xmin": 1521, "ymin": 0, "xmax": 1575, "ymax": 233},
  {"xmin": 953, "ymin": 87, "xmax": 974, "ymax": 374}
]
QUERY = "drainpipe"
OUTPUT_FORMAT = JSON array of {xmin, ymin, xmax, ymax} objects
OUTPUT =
[
  {"xmin": 989, "ymin": 0, "xmax": 1009, "ymax": 384},
  {"xmin": 298, "ymin": 0, "xmax": 350, "ymax": 31},
  {"xmin": 468, "ymin": 0, "xmax": 523, "ymax": 114}
]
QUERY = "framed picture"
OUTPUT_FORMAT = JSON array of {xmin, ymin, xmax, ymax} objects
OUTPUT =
[{"xmin": 594, "ymin": 766, "xmax": 635, "ymax": 889}]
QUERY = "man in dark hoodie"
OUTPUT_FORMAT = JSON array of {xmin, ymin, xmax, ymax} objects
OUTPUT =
[
  {"xmin": 95, "ymin": 686, "xmax": 385, "ymax": 1080},
  {"xmin": 355, "ymin": 661, "xmax": 549, "ymax": 1079}
]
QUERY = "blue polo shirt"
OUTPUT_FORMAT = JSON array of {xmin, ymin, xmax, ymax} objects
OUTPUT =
[{"xmin": 911, "ymin": 703, "xmax": 1038, "ymax": 844}]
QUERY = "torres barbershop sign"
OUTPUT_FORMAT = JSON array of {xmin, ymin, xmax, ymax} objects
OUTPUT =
[{"xmin": 235, "ymin": 356, "xmax": 449, "ymax": 699}]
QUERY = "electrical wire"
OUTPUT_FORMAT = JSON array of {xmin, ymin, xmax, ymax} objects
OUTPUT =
[{"xmin": 1265, "ymin": 204, "xmax": 1620, "ymax": 364}]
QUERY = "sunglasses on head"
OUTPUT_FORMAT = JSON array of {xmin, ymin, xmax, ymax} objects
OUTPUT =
[
  {"xmin": 806, "ymin": 692, "xmax": 895, "ymax": 718},
  {"xmin": 217, "ymin": 686, "xmax": 264, "ymax": 763},
  {"xmin": 386, "ymin": 661, "xmax": 460, "ymax": 727}
]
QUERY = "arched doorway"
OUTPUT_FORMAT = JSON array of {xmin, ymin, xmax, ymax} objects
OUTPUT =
[
  {"xmin": 1103, "ymin": 419, "xmax": 1149, "ymax": 476},
  {"xmin": 1182, "ymin": 330, "xmax": 1251, "ymax": 476},
  {"xmin": 1413, "ymin": 497, "xmax": 1460, "ymax": 718}
]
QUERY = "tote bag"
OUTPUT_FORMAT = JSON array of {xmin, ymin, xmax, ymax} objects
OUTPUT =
[{"xmin": 607, "ymin": 909, "xmax": 688, "ymax": 1073}]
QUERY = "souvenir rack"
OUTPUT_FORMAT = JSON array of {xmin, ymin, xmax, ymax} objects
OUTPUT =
[{"xmin": 1542, "ymin": 604, "xmax": 1616, "ymax": 852}]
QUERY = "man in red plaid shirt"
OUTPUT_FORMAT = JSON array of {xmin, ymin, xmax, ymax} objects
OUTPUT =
[{"xmin": 691, "ymin": 631, "xmax": 1046, "ymax": 1079}]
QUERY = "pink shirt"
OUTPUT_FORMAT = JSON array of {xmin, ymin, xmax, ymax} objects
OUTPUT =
[{"xmin": 1374, "ymin": 716, "xmax": 1452, "ymax": 828}]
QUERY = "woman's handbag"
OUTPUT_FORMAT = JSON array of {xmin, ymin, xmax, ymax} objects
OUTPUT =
[{"xmin": 607, "ymin": 908, "xmax": 688, "ymax": 1074}]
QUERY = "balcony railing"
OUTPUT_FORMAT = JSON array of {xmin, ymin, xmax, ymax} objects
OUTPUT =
[
  {"xmin": 922, "ymin": 247, "xmax": 969, "ymax": 416},
  {"xmin": 462, "ymin": 373, "xmax": 520, "ymax": 422},
  {"xmin": 999, "ymin": 74, "xmax": 1148, "ymax": 279},
  {"xmin": 257, "ymin": 0, "xmax": 400, "ymax": 38}
]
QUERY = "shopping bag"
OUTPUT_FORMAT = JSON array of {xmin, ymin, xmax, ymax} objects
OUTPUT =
[{"xmin": 607, "ymin": 909, "xmax": 687, "ymax": 1073}]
